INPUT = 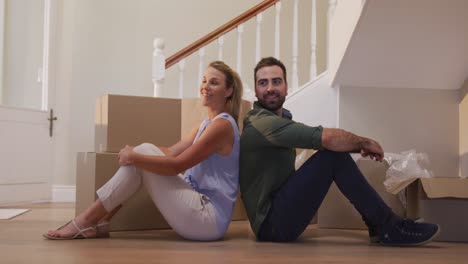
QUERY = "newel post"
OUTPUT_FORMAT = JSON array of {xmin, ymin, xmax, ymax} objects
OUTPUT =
[{"xmin": 152, "ymin": 38, "xmax": 166, "ymax": 97}]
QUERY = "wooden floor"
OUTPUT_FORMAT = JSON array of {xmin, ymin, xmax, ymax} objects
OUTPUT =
[{"xmin": 0, "ymin": 203, "xmax": 467, "ymax": 264}]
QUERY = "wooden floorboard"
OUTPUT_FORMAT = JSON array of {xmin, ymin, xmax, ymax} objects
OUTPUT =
[{"xmin": 0, "ymin": 202, "xmax": 467, "ymax": 264}]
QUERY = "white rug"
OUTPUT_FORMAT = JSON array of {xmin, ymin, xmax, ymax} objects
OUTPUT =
[{"xmin": 0, "ymin": 209, "xmax": 31, "ymax": 220}]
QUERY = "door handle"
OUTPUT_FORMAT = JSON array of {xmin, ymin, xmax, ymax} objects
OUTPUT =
[{"xmin": 48, "ymin": 109, "xmax": 58, "ymax": 137}]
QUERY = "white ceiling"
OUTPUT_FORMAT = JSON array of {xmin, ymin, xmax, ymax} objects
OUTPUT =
[{"xmin": 334, "ymin": 0, "xmax": 468, "ymax": 90}]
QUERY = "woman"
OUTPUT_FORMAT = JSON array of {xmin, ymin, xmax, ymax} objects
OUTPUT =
[{"xmin": 44, "ymin": 61, "xmax": 243, "ymax": 241}]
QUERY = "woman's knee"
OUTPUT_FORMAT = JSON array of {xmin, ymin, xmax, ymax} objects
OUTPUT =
[{"xmin": 133, "ymin": 143, "xmax": 163, "ymax": 156}]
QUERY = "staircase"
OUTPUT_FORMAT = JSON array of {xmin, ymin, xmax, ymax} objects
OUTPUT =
[
  {"xmin": 152, "ymin": 0, "xmax": 336, "ymax": 102},
  {"xmin": 150, "ymin": 0, "xmax": 367, "ymax": 130}
]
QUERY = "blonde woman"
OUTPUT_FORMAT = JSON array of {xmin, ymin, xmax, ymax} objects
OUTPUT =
[{"xmin": 44, "ymin": 61, "xmax": 243, "ymax": 241}]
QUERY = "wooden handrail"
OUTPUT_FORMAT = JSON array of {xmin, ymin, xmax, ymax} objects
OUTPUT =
[{"xmin": 166, "ymin": 0, "xmax": 279, "ymax": 68}]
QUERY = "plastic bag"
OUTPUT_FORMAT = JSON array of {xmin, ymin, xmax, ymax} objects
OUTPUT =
[{"xmin": 384, "ymin": 149, "xmax": 433, "ymax": 194}]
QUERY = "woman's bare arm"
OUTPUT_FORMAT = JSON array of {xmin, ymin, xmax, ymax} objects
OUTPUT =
[{"xmin": 119, "ymin": 118, "xmax": 234, "ymax": 175}]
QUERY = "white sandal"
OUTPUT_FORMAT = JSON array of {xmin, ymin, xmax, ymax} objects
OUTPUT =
[{"xmin": 43, "ymin": 219, "xmax": 109, "ymax": 240}]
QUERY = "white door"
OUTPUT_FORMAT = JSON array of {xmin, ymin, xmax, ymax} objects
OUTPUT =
[{"xmin": 0, "ymin": 0, "xmax": 56, "ymax": 203}]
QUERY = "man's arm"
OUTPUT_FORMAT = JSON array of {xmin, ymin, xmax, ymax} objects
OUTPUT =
[{"xmin": 321, "ymin": 128, "xmax": 384, "ymax": 161}]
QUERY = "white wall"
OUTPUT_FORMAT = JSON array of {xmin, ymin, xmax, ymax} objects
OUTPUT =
[
  {"xmin": 333, "ymin": 0, "xmax": 468, "ymax": 91},
  {"xmin": 340, "ymin": 86, "xmax": 459, "ymax": 178},
  {"xmin": 329, "ymin": 0, "xmax": 363, "ymax": 85},
  {"xmin": 284, "ymin": 73, "xmax": 338, "ymax": 129}
]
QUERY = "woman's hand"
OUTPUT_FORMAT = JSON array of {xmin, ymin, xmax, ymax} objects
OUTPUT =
[{"xmin": 118, "ymin": 145, "xmax": 135, "ymax": 166}]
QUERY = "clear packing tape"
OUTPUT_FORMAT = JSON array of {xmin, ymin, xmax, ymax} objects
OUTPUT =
[{"xmin": 384, "ymin": 149, "xmax": 433, "ymax": 195}]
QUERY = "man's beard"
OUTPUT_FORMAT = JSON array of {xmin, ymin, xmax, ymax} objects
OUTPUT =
[{"xmin": 257, "ymin": 92, "xmax": 286, "ymax": 113}]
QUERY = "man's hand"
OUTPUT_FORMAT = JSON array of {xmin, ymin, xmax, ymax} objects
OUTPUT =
[
  {"xmin": 118, "ymin": 145, "xmax": 135, "ymax": 166},
  {"xmin": 360, "ymin": 139, "xmax": 384, "ymax": 162},
  {"xmin": 322, "ymin": 128, "xmax": 384, "ymax": 161}
]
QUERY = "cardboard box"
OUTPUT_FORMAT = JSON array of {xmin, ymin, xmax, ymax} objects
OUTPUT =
[
  {"xmin": 232, "ymin": 193, "xmax": 248, "ymax": 220},
  {"xmin": 318, "ymin": 159, "xmax": 405, "ymax": 229},
  {"xmin": 95, "ymin": 94, "xmax": 252, "ymax": 153},
  {"xmin": 405, "ymin": 178, "xmax": 468, "ymax": 242},
  {"xmin": 95, "ymin": 95, "xmax": 203, "ymax": 153},
  {"xmin": 76, "ymin": 152, "xmax": 247, "ymax": 231},
  {"xmin": 295, "ymin": 149, "xmax": 318, "ymax": 224}
]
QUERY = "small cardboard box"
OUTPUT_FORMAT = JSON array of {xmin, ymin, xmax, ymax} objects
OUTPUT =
[
  {"xmin": 95, "ymin": 95, "xmax": 204, "ymax": 153},
  {"xmin": 405, "ymin": 178, "xmax": 468, "ymax": 242},
  {"xmin": 76, "ymin": 152, "xmax": 247, "ymax": 231},
  {"xmin": 318, "ymin": 159, "xmax": 405, "ymax": 229}
]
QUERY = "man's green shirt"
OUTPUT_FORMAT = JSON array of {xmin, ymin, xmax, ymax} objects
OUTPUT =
[{"xmin": 240, "ymin": 102, "xmax": 324, "ymax": 235}]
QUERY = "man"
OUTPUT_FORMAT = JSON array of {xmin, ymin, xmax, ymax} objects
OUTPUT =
[{"xmin": 239, "ymin": 57, "xmax": 439, "ymax": 246}]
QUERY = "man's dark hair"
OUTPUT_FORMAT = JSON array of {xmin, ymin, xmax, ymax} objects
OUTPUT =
[{"xmin": 254, "ymin": 57, "xmax": 288, "ymax": 86}]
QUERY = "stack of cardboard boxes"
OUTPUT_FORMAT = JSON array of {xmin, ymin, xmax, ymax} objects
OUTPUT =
[
  {"xmin": 318, "ymin": 158, "xmax": 468, "ymax": 242},
  {"xmin": 76, "ymin": 94, "xmax": 251, "ymax": 231}
]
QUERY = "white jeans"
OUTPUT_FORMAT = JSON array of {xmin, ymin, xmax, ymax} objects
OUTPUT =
[{"xmin": 96, "ymin": 143, "xmax": 221, "ymax": 241}]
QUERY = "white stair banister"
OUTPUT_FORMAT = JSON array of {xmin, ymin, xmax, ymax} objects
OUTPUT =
[
  {"xmin": 236, "ymin": 24, "xmax": 244, "ymax": 79},
  {"xmin": 178, "ymin": 59, "xmax": 186, "ymax": 98},
  {"xmin": 327, "ymin": 0, "xmax": 337, "ymax": 67},
  {"xmin": 157, "ymin": 0, "xmax": 330, "ymax": 99},
  {"xmin": 152, "ymin": 38, "xmax": 166, "ymax": 97},
  {"xmin": 274, "ymin": 2, "xmax": 281, "ymax": 59},
  {"xmin": 217, "ymin": 35, "xmax": 224, "ymax": 60},
  {"xmin": 310, "ymin": 0, "xmax": 317, "ymax": 79},
  {"xmin": 197, "ymin": 47, "xmax": 205, "ymax": 97},
  {"xmin": 255, "ymin": 13, "xmax": 263, "ymax": 64},
  {"xmin": 328, "ymin": 0, "xmax": 337, "ymax": 18},
  {"xmin": 291, "ymin": 0, "xmax": 299, "ymax": 90}
]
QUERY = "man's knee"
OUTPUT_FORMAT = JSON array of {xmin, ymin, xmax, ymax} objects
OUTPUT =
[{"xmin": 315, "ymin": 149, "xmax": 351, "ymax": 161}]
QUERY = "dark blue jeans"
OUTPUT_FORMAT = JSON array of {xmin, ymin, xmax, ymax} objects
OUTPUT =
[{"xmin": 257, "ymin": 150, "xmax": 397, "ymax": 242}]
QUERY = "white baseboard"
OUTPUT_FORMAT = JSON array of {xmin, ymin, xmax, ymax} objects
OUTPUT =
[
  {"xmin": 52, "ymin": 185, "xmax": 76, "ymax": 202},
  {"xmin": 0, "ymin": 183, "xmax": 50, "ymax": 205}
]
